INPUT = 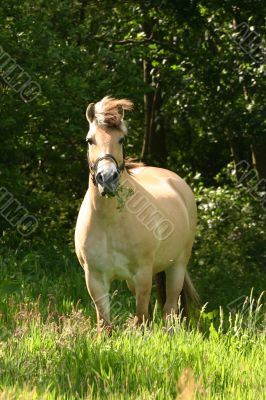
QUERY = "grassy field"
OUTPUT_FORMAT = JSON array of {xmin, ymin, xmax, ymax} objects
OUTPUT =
[{"xmin": 0, "ymin": 249, "xmax": 265, "ymax": 399}]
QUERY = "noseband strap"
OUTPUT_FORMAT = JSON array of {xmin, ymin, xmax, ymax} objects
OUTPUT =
[{"xmin": 88, "ymin": 154, "xmax": 125, "ymax": 186}]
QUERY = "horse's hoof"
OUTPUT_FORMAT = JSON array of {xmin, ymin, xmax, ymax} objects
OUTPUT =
[
  {"xmin": 130, "ymin": 316, "xmax": 149, "ymax": 332},
  {"xmin": 97, "ymin": 324, "xmax": 112, "ymax": 337}
]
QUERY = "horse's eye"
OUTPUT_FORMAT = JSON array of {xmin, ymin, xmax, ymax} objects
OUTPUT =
[
  {"xmin": 87, "ymin": 138, "xmax": 94, "ymax": 145},
  {"xmin": 119, "ymin": 137, "xmax": 125, "ymax": 145}
]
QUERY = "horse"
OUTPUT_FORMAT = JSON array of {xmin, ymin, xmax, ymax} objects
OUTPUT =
[{"xmin": 74, "ymin": 96, "xmax": 199, "ymax": 333}]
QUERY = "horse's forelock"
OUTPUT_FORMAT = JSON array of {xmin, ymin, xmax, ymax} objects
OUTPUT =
[{"xmin": 94, "ymin": 96, "xmax": 133, "ymax": 129}]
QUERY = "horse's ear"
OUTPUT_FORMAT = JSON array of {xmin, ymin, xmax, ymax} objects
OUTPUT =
[
  {"xmin": 86, "ymin": 103, "xmax": 95, "ymax": 123},
  {"xmin": 117, "ymin": 105, "xmax": 124, "ymax": 120}
]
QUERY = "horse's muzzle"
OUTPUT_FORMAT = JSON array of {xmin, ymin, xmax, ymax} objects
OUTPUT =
[{"xmin": 96, "ymin": 169, "xmax": 119, "ymax": 196}]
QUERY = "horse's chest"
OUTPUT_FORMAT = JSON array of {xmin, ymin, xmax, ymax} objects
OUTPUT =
[
  {"xmin": 108, "ymin": 251, "xmax": 132, "ymax": 280},
  {"xmin": 87, "ymin": 233, "xmax": 134, "ymax": 280}
]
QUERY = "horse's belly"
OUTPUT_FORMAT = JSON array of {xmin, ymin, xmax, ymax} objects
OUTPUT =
[{"xmin": 152, "ymin": 218, "xmax": 192, "ymax": 273}]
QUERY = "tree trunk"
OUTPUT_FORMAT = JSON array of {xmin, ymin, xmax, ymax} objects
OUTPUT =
[
  {"xmin": 149, "ymin": 84, "xmax": 166, "ymax": 166},
  {"xmin": 140, "ymin": 8, "xmax": 166, "ymax": 166},
  {"xmin": 225, "ymin": 128, "xmax": 249, "ymax": 181},
  {"xmin": 141, "ymin": 59, "xmax": 153, "ymax": 161},
  {"xmin": 251, "ymin": 143, "xmax": 266, "ymax": 182},
  {"xmin": 140, "ymin": 74, "xmax": 166, "ymax": 166},
  {"xmin": 77, "ymin": 0, "xmax": 86, "ymax": 46}
]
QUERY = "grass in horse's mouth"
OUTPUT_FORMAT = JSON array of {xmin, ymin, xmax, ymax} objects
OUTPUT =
[
  {"xmin": 103, "ymin": 192, "xmax": 115, "ymax": 198},
  {"xmin": 100, "ymin": 184, "xmax": 134, "ymax": 209},
  {"xmin": 114, "ymin": 184, "xmax": 135, "ymax": 211}
]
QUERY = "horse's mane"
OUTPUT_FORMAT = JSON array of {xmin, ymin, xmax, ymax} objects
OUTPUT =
[
  {"xmin": 93, "ymin": 96, "xmax": 133, "ymax": 129},
  {"xmin": 125, "ymin": 158, "xmax": 145, "ymax": 172}
]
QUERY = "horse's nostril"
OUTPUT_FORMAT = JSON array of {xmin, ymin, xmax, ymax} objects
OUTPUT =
[
  {"xmin": 96, "ymin": 170, "xmax": 119, "ymax": 187},
  {"xmin": 112, "ymin": 171, "xmax": 119, "ymax": 180},
  {"xmin": 96, "ymin": 172, "xmax": 103, "ymax": 184}
]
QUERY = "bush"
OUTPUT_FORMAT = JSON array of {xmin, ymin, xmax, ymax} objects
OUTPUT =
[{"xmin": 190, "ymin": 165, "xmax": 266, "ymax": 309}]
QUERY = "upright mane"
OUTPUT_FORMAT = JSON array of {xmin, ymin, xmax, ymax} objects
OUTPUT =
[{"xmin": 86, "ymin": 96, "xmax": 133, "ymax": 132}]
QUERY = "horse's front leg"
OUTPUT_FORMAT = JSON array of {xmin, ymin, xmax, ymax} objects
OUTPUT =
[
  {"xmin": 85, "ymin": 269, "xmax": 111, "ymax": 334},
  {"xmin": 134, "ymin": 269, "xmax": 152, "ymax": 326}
]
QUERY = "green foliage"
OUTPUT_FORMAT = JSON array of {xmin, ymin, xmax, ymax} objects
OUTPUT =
[
  {"xmin": 190, "ymin": 166, "xmax": 266, "ymax": 308},
  {"xmin": 1, "ymin": 0, "xmax": 265, "ymax": 205}
]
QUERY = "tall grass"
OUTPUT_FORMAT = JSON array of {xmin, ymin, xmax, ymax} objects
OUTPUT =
[{"xmin": 0, "ymin": 250, "xmax": 265, "ymax": 399}]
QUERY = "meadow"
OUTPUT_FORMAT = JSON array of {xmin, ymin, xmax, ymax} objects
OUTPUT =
[{"xmin": 0, "ymin": 245, "xmax": 265, "ymax": 400}]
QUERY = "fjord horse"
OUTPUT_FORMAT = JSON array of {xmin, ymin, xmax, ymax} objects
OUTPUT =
[{"xmin": 75, "ymin": 96, "xmax": 199, "ymax": 332}]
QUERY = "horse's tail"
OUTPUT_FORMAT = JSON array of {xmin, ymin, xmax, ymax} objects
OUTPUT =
[
  {"xmin": 180, "ymin": 271, "xmax": 201, "ymax": 318},
  {"xmin": 156, "ymin": 270, "xmax": 200, "ymax": 319},
  {"xmin": 156, "ymin": 271, "xmax": 166, "ymax": 309}
]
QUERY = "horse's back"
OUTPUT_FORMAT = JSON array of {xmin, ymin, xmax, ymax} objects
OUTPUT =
[{"xmin": 129, "ymin": 166, "xmax": 196, "ymax": 224}]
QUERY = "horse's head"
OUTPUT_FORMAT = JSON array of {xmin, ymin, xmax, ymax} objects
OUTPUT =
[{"xmin": 86, "ymin": 96, "xmax": 133, "ymax": 196}]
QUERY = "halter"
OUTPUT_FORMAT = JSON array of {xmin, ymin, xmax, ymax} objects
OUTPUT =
[{"xmin": 88, "ymin": 154, "xmax": 125, "ymax": 186}]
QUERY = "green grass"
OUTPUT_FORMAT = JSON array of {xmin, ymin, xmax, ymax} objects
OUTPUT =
[{"xmin": 0, "ymin": 249, "xmax": 265, "ymax": 399}]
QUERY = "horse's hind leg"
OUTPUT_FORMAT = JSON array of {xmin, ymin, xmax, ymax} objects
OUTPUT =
[
  {"xmin": 127, "ymin": 279, "xmax": 153, "ymax": 319},
  {"xmin": 134, "ymin": 269, "xmax": 153, "ymax": 325},
  {"xmin": 126, "ymin": 280, "xmax": 135, "ymax": 295},
  {"xmin": 163, "ymin": 249, "xmax": 190, "ymax": 319}
]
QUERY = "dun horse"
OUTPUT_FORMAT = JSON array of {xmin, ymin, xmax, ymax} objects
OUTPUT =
[{"xmin": 75, "ymin": 96, "xmax": 199, "ymax": 332}]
